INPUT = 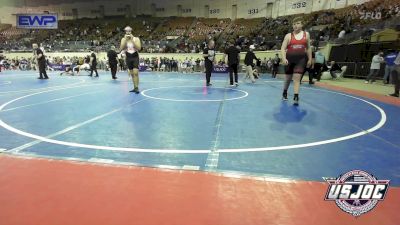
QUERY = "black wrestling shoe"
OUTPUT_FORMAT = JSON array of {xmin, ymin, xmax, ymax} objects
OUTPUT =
[
  {"xmin": 206, "ymin": 83, "xmax": 212, "ymax": 86},
  {"xmin": 282, "ymin": 91, "xmax": 288, "ymax": 101},
  {"xmin": 387, "ymin": 93, "xmax": 399, "ymax": 97},
  {"xmin": 133, "ymin": 88, "xmax": 140, "ymax": 94},
  {"xmin": 293, "ymin": 95, "xmax": 299, "ymax": 106}
]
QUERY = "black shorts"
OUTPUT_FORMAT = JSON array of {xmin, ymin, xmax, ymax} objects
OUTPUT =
[
  {"xmin": 285, "ymin": 52, "xmax": 307, "ymax": 75},
  {"xmin": 126, "ymin": 52, "xmax": 139, "ymax": 70}
]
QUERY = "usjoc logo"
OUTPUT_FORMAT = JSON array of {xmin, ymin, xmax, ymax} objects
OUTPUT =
[
  {"xmin": 324, "ymin": 170, "xmax": 389, "ymax": 217},
  {"xmin": 17, "ymin": 14, "xmax": 58, "ymax": 29}
]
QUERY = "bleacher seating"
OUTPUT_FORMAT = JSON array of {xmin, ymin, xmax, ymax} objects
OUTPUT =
[{"xmin": 0, "ymin": 0, "xmax": 399, "ymax": 53}]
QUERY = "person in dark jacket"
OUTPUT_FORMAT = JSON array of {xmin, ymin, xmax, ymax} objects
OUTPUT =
[
  {"xmin": 224, "ymin": 40, "xmax": 241, "ymax": 87},
  {"xmin": 107, "ymin": 45, "xmax": 118, "ymax": 79},
  {"xmin": 32, "ymin": 43, "xmax": 49, "ymax": 79},
  {"xmin": 89, "ymin": 50, "xmax": 99, "ymax": 77}
]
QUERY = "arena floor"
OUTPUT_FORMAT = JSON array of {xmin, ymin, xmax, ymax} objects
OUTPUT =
[{"xmin": 0, "ymin": 70, "xmax": 399, "ymax": 225}]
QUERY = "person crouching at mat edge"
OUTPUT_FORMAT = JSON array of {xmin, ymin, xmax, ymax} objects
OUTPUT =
[
  {"xmin": 120, "ymin": 26, "xmax": 142, "ymax": 93},
  {"xmin": 32, "ymin": 43, "xmax": 49, "ymax": 79}
]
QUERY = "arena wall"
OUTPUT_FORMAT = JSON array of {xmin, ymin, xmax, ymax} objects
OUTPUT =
[{"xmin": 0, "ymin": 0, "xmax": 373, "ymax": 25}]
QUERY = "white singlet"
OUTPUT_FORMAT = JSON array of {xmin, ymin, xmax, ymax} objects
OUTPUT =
[{"xmin": 127, "ymin": 41, "xmax": 136, "ymax": 54}]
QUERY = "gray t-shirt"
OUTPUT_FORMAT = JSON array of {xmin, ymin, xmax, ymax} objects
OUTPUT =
[{"xmin": 370, "ymin": 54, "xmax": 383, "ymax": 70}]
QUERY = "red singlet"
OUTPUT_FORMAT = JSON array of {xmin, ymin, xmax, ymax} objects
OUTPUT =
[{"xmin": 287, "ymin": 31, "xmax": 307, "ymax": 53}]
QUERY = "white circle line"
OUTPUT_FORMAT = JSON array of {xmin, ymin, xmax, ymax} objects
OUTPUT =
[
  {"xmin": 0, "ymin": 113, "xmax": 209, "ymax": 154},
  {"xmin": 218, "ymin": 88, "xmax": 387, "ymax": 152},
  {"xmin": 0, "ymin": 86, "xmax": 210, "ymax": 154},
  {"xmin": 0, "ymin": 79, "xmax": 86, "ymax": 94},
  {"xmin": 0, "ymin": 81, "xmax": 12, "ymax": 85},
  {"xmin": 141, "ymin": 86, "xmax": 249, "ymax": 102},
  {"xmin": 0, "ymin": 82, "xmax": 386, "ymax": 154},
  {"xmin": 0, "ymin": 73, "xmax": 60, "ymax": 77}
]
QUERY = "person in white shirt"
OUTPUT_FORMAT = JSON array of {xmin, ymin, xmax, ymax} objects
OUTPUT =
[
  {"xmin": 365, "ymin": 51, "xmax": 384, "ymax": 83},
  {"xmin": 338, "ymin": 30, "xmax": 346, "ymax": 39}
]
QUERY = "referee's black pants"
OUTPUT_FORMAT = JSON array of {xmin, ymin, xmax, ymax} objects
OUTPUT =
[
  {"xmin": 39, "ymin": 61, "xmax": 48, "ymax": 79},
  {"xmin": 229, "ymin": 63, "xmax": 238, "ymax": 85},
  {"xmin": 110, "ymin": 63, "xmax": 117, "ymax": 78},
  {"xmin": 90, "ymin": 65, "xmax": 98, "ymax": 77},
  {"xmin": 205, "ymin": 60, "xmax": 213, "ymax": 84}
]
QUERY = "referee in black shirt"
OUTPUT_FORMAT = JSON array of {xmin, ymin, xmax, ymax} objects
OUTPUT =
[
  {"xmin": 89, "ymin": 50, "xmax": 99, "ymax": 77},
  {"xmin": 224, "ymin": 40, "xmax": 240, "ymax": 86},
  {"xmin": 32, "ymin": 43, "xmax": 48, "ymax": 79},
  {"xmin": 107, "ymin": 46, "xmax": 118, "ymax": 79}
]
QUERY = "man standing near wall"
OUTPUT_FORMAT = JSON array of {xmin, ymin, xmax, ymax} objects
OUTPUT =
[
  {"xmin": 383, "ymin": 49, "xmax": 398, "ymax": 84},
  {"xmin": 314, "ymin": 50, "xmax": 325, "ymax": 81},
  {"xmin": 365, "ymin": 51, "xmax": 384, "ymax": 84},
  {"xmin": 272, "ymin": 53, "xmax": 280, "ymax": 78},
  {"xmin": 32, "ymin": 43, "xmax": 49, "ymax": 79},
  {"xmin": 387, "ymin": 53, "xmax": 400, "ymax": 97}
]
